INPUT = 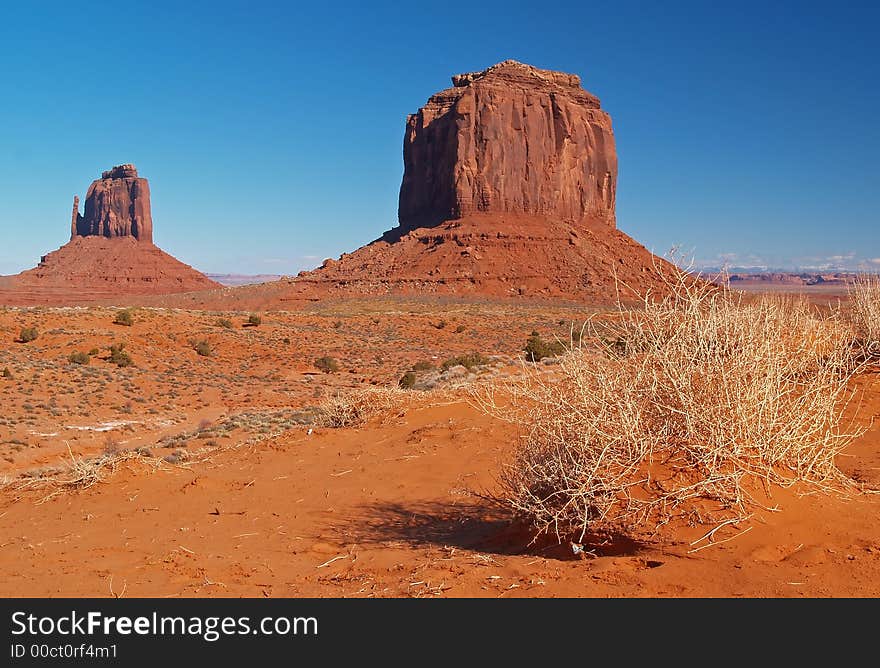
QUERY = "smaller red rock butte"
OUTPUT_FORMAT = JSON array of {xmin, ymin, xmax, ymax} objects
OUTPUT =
[
  {"xmin": 71, "ymin": 163, "xmax": 153, "ymax": 242},
  {"xmin": 0, "ymin": 164, "xmax": 218, "ymax": 305}
]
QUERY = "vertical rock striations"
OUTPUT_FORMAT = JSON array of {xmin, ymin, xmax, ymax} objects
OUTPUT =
[
  {"xmin": 398, "ymin": 60, "xmax": 617, "ymax": 233},
  {"xmin": 72, "ymin": 164, "xmax": 153, "ymax": 242}
]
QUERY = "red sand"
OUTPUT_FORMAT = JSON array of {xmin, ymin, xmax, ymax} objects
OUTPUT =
[{"xmin": 1, "ymin": 302, "xmax": 878, "ymax": 597}]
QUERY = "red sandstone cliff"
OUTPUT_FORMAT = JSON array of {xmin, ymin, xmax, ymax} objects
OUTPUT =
[
  {"xmin": 398, "ymin": 60, "xmax": 617, "ymax": 232},
  {"xmin": 72, "ymin": 164, "xmax": 153, "ymax": 242}
]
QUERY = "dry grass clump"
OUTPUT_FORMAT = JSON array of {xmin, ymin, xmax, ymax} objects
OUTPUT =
[
  {"xmin": 477, "ymin": 271, "xmax": 864, "ymax": 544},
  {"xmin": 440, "ymin": 352, "xmax": 491, "ymax": 371},
  {"xmin": 4, "ymin": 445, "xmax": 162, "ymax": 502},
  {"xmin": 318, "ymin": 387, "xmax": 407, "ymax": 428},
  {"xmin": 847, "ymin": 273, "xmax": 880, "ymax": 356}
]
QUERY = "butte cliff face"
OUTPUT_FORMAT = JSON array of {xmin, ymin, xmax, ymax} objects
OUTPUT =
[
  {"xmin": 398, "ymin": 60, "xmax": 617, "ymax": 232},
  {"xmin": 0, "ymin": 165, "xmax": 218, "ymax": 305},
  {"xmin": 71, "ymin": 164, "xmax": 153, "ymax": 242}
]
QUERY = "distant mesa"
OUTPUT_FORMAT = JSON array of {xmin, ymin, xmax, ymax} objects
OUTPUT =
[
  {"xmin": 0, "ymin": 164, "xmax": 219, "ymax": 305},
  {"xmin": 207, "ymin": 274, "xmax": 284, "ymax": 287}
]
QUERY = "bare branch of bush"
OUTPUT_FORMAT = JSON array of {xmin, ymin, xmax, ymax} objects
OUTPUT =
[
  {"xmin": 3, "ymin": 443, "xmax": 166, "ymax": 503},
  {"xmin": 318, "ymin": 387, "xmax": 408, "ymax": 428},
  {"xmin": 847, "ymin": 273, "xmax": 880, "ymax": 359}
]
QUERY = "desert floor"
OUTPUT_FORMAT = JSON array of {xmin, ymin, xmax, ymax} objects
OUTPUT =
[{"xmin": 1, "ymin": 296, "xmax": 879, "ymax": 597}]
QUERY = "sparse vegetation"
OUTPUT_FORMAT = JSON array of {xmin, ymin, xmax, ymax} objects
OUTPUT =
[
  {"xmin": 399, "ymin": 371, "xmax": 416, "ymax": 389},
  {"xmin": 103, "ymin": 435, "xmax": 120, "ymax": 456},
  {"xmin": 441, "ymin": 352, "xmax": 490, "ymax": 371},
  {"xmin": 192, "ymin": 339, "xmax": 213, "ymax": 357},
  {"xmin": 848, "ymin": 273, "xmax": 880, "ymax": 355},
  {"xmin": 319, "ymin": 388, "xmax": 404, "ymax": 428},
  {"xmin": 412, "ymin": 361, "xmax": 434, "ymax": 371},
  {"xmin": 247, "ymin": 314, "xmax": 262, "ymax": 327},
  {"xmin": 67, "ymin": 351, "xmax": 90, "ymax": 365},
  {"xmin": 113, "ymin": 309, "xmax": 134, "ymax": 327},
  {"xmin": 216, "ymin": 318, "xmax": 233, "ymax": 329},
  {"xmin": 2, "ymin": 367, "xmax": 12, "ymax": 379},
  {"xmin": 17, "ymin": 327, "xmax": 38, "ymax": 343},
  {"xmin": 524, "ymin": 331, "xmax": 566, "ymax": 362},
  {"xmin": 314, "ymin": 356, "xmax": 339, "ymax": 373},
  {"xmin": 108, "ymin": 343, "xmax": 134, "ymax": 368},
  {"xmin": 477, "ymin": 271, "xmax": 864, "ymax": 545},
  {"xmin": 455, "ymin": 324, "xmax": 467, "ymax": 333}
]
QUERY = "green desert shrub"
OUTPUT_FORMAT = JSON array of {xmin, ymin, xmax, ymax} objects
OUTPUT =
[
  {"xmin": 314, "ymin": 356, "xmax": 339, "ymax": 373},
  {"xmin": 113, "ymin": 309, "xmax": 134, "ymax": 326},
  {"xmin": 68, "ymin": 351, "xmax": 90, "ymax": 365},
  {"xmin": 17, "ymin": 327, "xmax": 38, "ymax": 343},
  {"xmin": 441, "ymin": 352, "xmax": 490, "ymax": 371},
  {"xmin": 108, "ymin": 343, "xmax": 134, "ymax": 368},
  {"xmin": 247, "ymin": 314, "xmax": 262, "ymax": 327},
  {"xmin": 398, "ymin": 371, "xmax": 417, "ymax": 389},
  {"xmin": 524, "ymin": 331, "xmax": 566, "ymax": 362}
]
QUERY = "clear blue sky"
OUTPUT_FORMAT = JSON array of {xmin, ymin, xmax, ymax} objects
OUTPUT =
[{"xmin": 1, "ymin": 1, "xmax": 877, "ymax": 274}]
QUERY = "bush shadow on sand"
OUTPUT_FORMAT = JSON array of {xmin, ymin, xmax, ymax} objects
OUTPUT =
[{"xmin": 336, "ymin": 500, "xmax": 646, "ymax": 562}]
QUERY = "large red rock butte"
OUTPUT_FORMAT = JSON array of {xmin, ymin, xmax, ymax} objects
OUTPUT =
[
  {"xmin": 0, "ymin": 164, "xmax": 219, "ymax": 305},
  {"xmin": 261, "ymin": 59, "xmax": 675, "ymax": 305},
  {"xmin": 398, "ymin": 59, "xmax": 617, "ymax": 232}
]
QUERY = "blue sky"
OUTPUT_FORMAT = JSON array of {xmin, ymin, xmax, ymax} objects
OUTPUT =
[{"xmin": 1, "ymin": 1, "xmax": 877, "ymax": 275}]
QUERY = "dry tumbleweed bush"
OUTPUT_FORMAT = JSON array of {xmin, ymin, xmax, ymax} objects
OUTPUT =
[
  {"xmin": 318, "ymin": 387, "xmax": 408, "ymax": 428},
  {"xmin": 847, "ymin": 273, "xmax": 880, "ymax": 355},
  {"xmin": 476, "ymin": 271, "xmax": 865, "ymax": 544}
]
